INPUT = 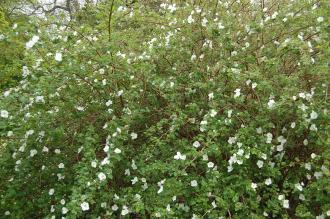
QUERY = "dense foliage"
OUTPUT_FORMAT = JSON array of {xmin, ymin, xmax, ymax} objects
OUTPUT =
[{"xmin": 0, "ymin": 0, "xmax": 329, "ymax": 218}]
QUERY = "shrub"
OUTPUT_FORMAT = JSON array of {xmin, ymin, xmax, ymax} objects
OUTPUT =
[{"xmin": 0, "ymin": 0, "xmax": 329, "ymax": 218}]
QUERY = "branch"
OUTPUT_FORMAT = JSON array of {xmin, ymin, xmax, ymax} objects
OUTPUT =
[
  {"xmin": 43, "ymin": 5, "xmax": 69, "ymax": 14},
  {"xmin": 108, "ymin": 0, "xmax": 115, "ymax": 42}
]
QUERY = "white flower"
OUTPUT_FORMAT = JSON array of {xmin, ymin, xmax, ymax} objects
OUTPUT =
[
  {"xmin": 174, "ymin": 151, "xmax": 186, "ymax": 160},
  {"xmin": 266, "ymin": 133, "xmax": 273, "ymax": 144},
  {"xmin": 211, "ymin": 200, "xmax": 217, "ymax": 208},
  {"xmin": 237, "ymin": 148, "xmax": 244, "ymax": 156},
  {"xmin": 117, "ymin": 6, "xmax": 126, "ymax": 12},
  {"xmin": 267, "ymin": 99, "xmax": 275, "ymax": 108},
  {"xmin": 218, "ymin": 22, "xmax": 225, "ymax": 29},
  {"xmin": 299, "ymin": 194, "xmax": 305, "ymax": 201},
  {"xmin": 234, "ymin": 88, "xmax": 241, "ymax": 98},
  {"xmin": 157, "ymin": 185, "xmax": 164, "ymax": 194},
  {"xmin": 98, "ymin": 68, "xmax": 105, "ymax": 74},
  {"xmin": 283, "ymin": 199, "xmax": 289, "ymax": 209},
  {"xmin": 201, "ymin": 17, "xmax": 208, "ymax": 26},
  {"xmin": 62, "ymin": 207, "xmax": 68, "ymax": 214},
  {"xmin": 26, "ymin": 35, "xmax": 39, "ymax": 49},
  {"xmin": 277, "ymin": 144, "xmax": 283, "ymax": 152},
  {"xmin": 101, "ymin": 202, "xmax": 107, "ymax": 208},
  {"xmin": 4, "ymin": 211, "xmax": 10, "ymax": 216},
  {"xmin": 117, "ymin": 90, "xmax": 124, "ymax": 96},
  {"xmin": 131, "ymin": 132, "xmax": 138, "ymax": 140},
  {"xmin": 114, "ymin": 148, "xmax": 121, "ymax": 154},
  {"xmin": 112, "ymin": 204, "xmax": 118, "ymax": 211},
  {"xmin": 26, "ymin": 130, "xmax": 34, "ymax": 137},
  {"xmin": 35, "ymin": 96, "xmax": 45, "ymax": 103},
  {"xmin": 203, "ymin": 154, "xmax": 208, "ymax": 161},
  {"xmin": 265, "ymin": 178, "xmax": 272, "ymax": 186},
  {"xmin": 3, "ymin": 90, "xmax": 10, "ymax": 97},
  {"xmin": 30, "ymin": 149, "xmax": 38, "ymax": 157},
  {"xmin": 210, "ymin": 109, "xmax": 217, "ymax": 117},
  {"xmin": 256, "ymin": 127, "xmax": 262, "ymax": 134},
  {"xmin": 98, "ymin": 172, "xmax": 106, "ymax": 181},
  {"xmin": 257, "ymin": 160, "xmax": 264, "ymax": 168},
  {"xmin": 251, "ymin": 182, "xmax": 258, "ymax": 190},
  {"xmin": 187, "ymin": 15, "xmax": 194, "ymax": 24},
  {"xmin": 252, "ymin": 83, "xmax": 257, "ymax": 89},
  {"xmin": 311, "ymin": 153, "xmax": 317, "ymax": 159},
  {"xmin": 131, "ymin": 160, "xmax": 137, "ymax": 170},
  {"xmin": 168, "ymin": 4, "xmax": 177, "ymax": 13},
  {"xmin": 57, "ymin": 173, "xmax": 64, "ymax": 180},
  {"xmin": 106, "ymin": 100, "xmax": 112, "ymax": 106},
  {"xmin": 314, "ymin": 171, "xmax": 323, "ymax": 179},
  {"xmin": 208, "ymin": 92, "xmax": 214, "ymax": 100},
  {"xmin": 81, "ymin": 202, "xmax": 90, "ymax": 211},
  {"xmin": 101, "ymin": 156, "xmax": 110, "ymax": 166},
  {"xmin": 91, "ymin": 161, "xmax": 97, "ymax": 168},
  {"xmin": 48, "ymin": 188, "xmax": 55, "ymax": 195},
  {"xmin": 207, "ymin": 162, "xmax": 214, "ymax": 168},
  {"xmin": 228, "ymin": 110, "xmax": 233, "ymax": 118},
  {"xmin": 58, "ymin": 163, "xmax": 65, "ymax": 169},
  {"xmin": 310, "ymin": 124, "xmax": 317, "ymax": 131},
  {"xmin": 103, "ymin": 145, "xmax": 109, "ymax": 153},
  {"xmin": 76, "ymin": 106, "xmax": 85, "ymax": 111},
  {"xmin": 55, "ymin": 52, "xmax": 62, "ymax": 62},
  {"xmin": 305, "ymin": 163, "xmax": 311, "ymax": 170},
  {"xmin": 121, "ymin": 205, "xmax": 129, "ymax": 215},
  {"xmin": 271, "ymin": 11, "xmax": 278, "ymax": 19},
  {"xmin": 299, "ymin": 92, "xmax": 306, "ymax": 99},
  {"xmin": 134, "ymin": 194, "xmax": 141, "ymax": 200},
  {"xmin": 291, "ymin": 122, "xmax": 296, "ymax": 128},
  {"xmin": 278, "ymin": 194, "xmax": 284, "ymax": 201},
  {"xmin": 193, "ymin": 141, "xmax": 201, "ymax": 148},
  {"xmin": 0, "ymin": 110, "xmax": 9, "ymax": 118},
  {"xmin": 157, "ymin": 179, "xmax": 166, "ymax": 194},
  {"xmin": 310, "ymin": 111, "xmax": 318, "ymax": 120},
  {"xmin": 228, "ymin": 136, "xmax": 236, "ymax": 145},
  {"xmin": 125, "ymin": 169, "xmax": 130, "ymax": 176},
  {"xmin": 191, "ymin": 180, "xmax": 198, "ymax": 187},
  {"xmin": 295, "ymin": 183, "xmax": 303, "ymax": 191},
  {"xmin": 317, "ymin": 17, "xmax": 324, "ymax": 23},
  {"xmin": 131, "ymin": 177, "xmax": 138, "ymax": 185},
  {"xmin": 303, "ymin": 139, "xmax": 308, "ymax": 145}
]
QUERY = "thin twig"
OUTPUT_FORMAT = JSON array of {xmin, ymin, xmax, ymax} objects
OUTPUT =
[{"xmin": 108, "ymin": 0, "xmax": 115, "ymax": 42}]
